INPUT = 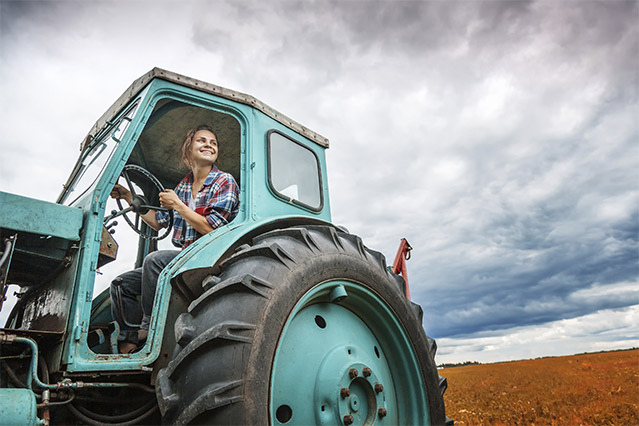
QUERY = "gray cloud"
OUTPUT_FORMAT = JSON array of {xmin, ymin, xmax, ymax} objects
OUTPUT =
[
  {"xmin": 185, "ymin": 0, "xmax": 639, "ymax": 345},
  {"xmin": 437, "ymin": 305, "xmax": 638, "ymax": 363}
]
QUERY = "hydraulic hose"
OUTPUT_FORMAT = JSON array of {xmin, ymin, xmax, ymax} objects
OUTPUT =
[
  {"xmin": 0, "ymin": 335, "xmax": 56, "ymax": 390},
  {"xmin": 67, "ymin": 403, "xmax": 159, "ymax": 426},
  {"xmin": 1, "ymin": 358, "xmax": 27, "ymax": 388},
  {"xmin": 0, "ymin": 237, "xmax": 13, "ymax": 269},
  {"xmin": 0, "ymin": 335, "xmax": 156, "ymax": 392},
  {"xmin": 0, "ymin": 237, "xmax": 15, "ymax": 313},
  {"xmin": 38, "ymin": 390, "xmax": 75, "ymax": 407},
  {"xmin": 71, "ymin": 398, "xmax": 156, "ymax": 423}
]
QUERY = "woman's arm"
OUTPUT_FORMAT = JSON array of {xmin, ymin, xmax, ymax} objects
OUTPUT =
[
  {"xmin": 159, "ymin": 190, "xmax": 213, "ymax": 235},
  {"xmin": 110, "ymin": 184, "xmax": 163, "ymax": 231}
]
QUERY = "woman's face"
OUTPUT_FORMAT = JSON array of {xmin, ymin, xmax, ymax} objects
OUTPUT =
[{"xmin": 189, "ymin": 129, "xmax": 218, "ymax": 167}]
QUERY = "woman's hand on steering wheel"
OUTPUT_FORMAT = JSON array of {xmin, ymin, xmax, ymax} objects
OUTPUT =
[
  {"xmin": 158, "ymin": 189, "xmax": 183, "ymax": 210},
  {"xmin": 106, "ymin": 165, "xmax": 174, "ymax": 241},
  {"xmin": 110, "ymin": 184, "xmax": 133, "ymax": 204}
]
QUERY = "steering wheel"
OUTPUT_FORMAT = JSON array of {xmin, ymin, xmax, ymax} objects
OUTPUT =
[{"xmin": 109, "ymin": 164, "xmax": 174, "ymax": 240}]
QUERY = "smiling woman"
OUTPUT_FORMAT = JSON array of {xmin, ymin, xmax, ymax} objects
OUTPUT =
[{"xmin": 101, "ymin": 101, "xmax": 242, "ymax": 353}]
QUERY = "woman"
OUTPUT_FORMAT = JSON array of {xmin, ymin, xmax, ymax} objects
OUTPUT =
[{"xmin": 110, "ymin": 124, "xmax": 239, "ymax": 353}]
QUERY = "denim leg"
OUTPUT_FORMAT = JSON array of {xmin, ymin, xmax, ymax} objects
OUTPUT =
[
  {"xmin": 140, "ymin": 250, "xmax": 180, "ymax": 331},
  {"xmin": 110, "ymin": 268, "xmax": 143, "ymax": 343}
]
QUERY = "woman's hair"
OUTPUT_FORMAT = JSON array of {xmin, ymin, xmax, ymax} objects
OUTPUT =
[{"xmin": 181, "ymin": 124, "xmax": 217, "ymax": 168}]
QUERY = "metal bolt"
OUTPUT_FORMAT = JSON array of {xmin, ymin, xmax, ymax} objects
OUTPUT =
[
  {"xmin": 378, "ymin": 408, "xmax": 387, "ymax": 418},
  {"xmin": 340, "ymin": 387, "xmax": 350, "ymax": 398},
  {"xmin": 349, "ymin": 368, "xmax": 358, "ymax": 379},
  {"xmin": 375, "ymin": 383, "xmax": 384, "ymax": 393},
  {"xmin": 363, "ymin": 367, "xmax": 372, "ymax": 377},
  {"xmin": 344, "ymin": 414, "xmax": 354, "ymax": 425}
]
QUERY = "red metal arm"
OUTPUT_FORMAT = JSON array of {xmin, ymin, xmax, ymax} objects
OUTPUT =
[{"xmin": 391, "ymin": 238, "xmax": 412, "ymax": 299}]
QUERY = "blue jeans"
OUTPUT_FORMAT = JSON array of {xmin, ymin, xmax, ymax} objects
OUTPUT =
[{"xmin": 110, "ymin": 250, "xmax": 179, "ymax": 344}]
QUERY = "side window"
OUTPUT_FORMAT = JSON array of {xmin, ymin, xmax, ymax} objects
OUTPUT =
[{"xmin": 268, "ymin": 131, "xmax": 322, "ymax": 211}]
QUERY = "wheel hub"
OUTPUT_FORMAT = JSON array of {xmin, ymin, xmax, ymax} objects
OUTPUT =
[
  {"xmin": 272, "ymin": 301, "xmax": 396, "ymax": 425},
  {"xmin": 317, "ymin": 355, "xmax": 387, "ymax": 425}
]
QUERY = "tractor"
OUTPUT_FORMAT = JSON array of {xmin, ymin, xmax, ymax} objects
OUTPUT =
[{"xmin": 0, "ymin": 68, "xmax": 450, "ymax": 425}]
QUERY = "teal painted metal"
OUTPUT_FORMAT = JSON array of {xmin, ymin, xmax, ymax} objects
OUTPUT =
[
  {"xmin": 0, "ymin": 389, "xmax": 42, "ymax": 426},
  {"xmin": 66, "ymin": 215, "xmax": 334, "ymax": 371},
  {"xmin": 0, "ymin": 192, "xmax": 83, "ymax": 240},
  {"xmin": 0, "ymin": 69, "xmax": 333, "ymax": 373},
  {"xmin": 270, "ymin": 281, "xmax": 430, "ymax": 425},
  {"xmin": 55, "ymin": 87, "xmax": 150, "ymax": 371},
  {"xmin": 249, "ymin": 108, "xmax": 331, "ymax": 224},
  {"xmin": 59, "ymin": 77, "xmax": 332, "ymax": 372}
]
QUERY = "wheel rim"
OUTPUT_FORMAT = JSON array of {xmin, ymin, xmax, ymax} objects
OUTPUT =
[{"xmin": 270, "ymin": 281, "xmax": 429, "ymax": 425}]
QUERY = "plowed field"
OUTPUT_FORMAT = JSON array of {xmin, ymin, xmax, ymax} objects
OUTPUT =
[{"xmin": 440, "ymin": 349, "xmax": 639, "ymax": 425}]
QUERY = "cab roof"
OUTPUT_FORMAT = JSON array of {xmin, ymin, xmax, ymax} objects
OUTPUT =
[{"xmin": 86, "ymin": 67, "xmax": 329, "ymax": 148}]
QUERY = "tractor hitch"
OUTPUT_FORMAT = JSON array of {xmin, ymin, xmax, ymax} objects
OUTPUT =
[{"xmin": 391, "ymin": 238, "xmax": 413, "ymax": 299}]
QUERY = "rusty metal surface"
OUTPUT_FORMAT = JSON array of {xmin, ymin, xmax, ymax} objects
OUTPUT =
[
  {"xmin": 17, "ymin": 256, "xmax": 78, "ymax": 333},
  {"xmin": 98, "ymin": 226, "xmax": 118, "ymax": 268},
  {"xmin": 0, "ymin": 327, "xmax": 63, "ymax": 339}
]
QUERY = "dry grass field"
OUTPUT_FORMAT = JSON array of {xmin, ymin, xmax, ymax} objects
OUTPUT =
[{"xmin": 440, "ymin": 349, "xmax": 639, "ymax": 426}]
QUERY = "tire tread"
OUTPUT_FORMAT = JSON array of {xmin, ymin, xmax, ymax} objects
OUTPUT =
[{"xmin": 165, "ymin": 322, "xmax": 255, "ymax": 379}]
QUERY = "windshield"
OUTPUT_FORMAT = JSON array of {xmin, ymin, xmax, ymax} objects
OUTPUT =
[{"xmin": 61, "ymin": 102, "xmax": 139, "ymax": 206}]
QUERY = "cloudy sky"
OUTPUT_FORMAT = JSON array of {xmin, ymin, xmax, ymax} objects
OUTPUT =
[{"xmin": 1, "ymin": 0, "xmax": 637, "ymax": 364}]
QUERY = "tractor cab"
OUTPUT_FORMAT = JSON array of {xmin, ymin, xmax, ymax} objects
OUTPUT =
[{"xmin": 2, "ymin": 69, "xmax": 331, "ymax": 373}]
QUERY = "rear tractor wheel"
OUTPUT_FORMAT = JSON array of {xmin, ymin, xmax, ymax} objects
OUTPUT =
[{"xmin": 157, "ymin": 226, "xmax": 449, "ymax": 425}]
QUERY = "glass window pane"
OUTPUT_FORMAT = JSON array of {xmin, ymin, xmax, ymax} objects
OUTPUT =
[
  {"xmin": 64, "ymin": 102, "xmax": 140, "ymax": 206},
  {"xmin": 269, "ymin": 132, "xmax": 321, "ymax": 210}
]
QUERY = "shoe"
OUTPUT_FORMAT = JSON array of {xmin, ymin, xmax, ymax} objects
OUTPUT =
[
  {"xmin": 118, "ymin": 329, "xmax": 148, "ymax": 354},
  {"xmin": 119, "ymin": 342, "xmax": 139, "ymax": 354}
]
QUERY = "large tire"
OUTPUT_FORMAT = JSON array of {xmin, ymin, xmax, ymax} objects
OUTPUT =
[{"xmin": 156, "ymin": 226, "xmax": 449, "ymax": 425}]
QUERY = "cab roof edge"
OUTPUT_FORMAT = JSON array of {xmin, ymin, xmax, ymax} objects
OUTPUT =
[{"xmin": 85, "ymin": 67, "xmax": 330, "ymax": 149}]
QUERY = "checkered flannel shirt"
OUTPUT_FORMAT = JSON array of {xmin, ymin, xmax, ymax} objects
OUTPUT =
[{"xmin": 156, "ymin": 165, "xmax": 239, "ymax": 249}]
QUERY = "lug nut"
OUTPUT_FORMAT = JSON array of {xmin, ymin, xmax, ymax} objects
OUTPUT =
[
  {"xmin": 349, "ymin": 368, "xmax": 358, "ymax": 379},
  {"xmin": 378, "ymin": 408, "xmax": 387, "ymax": 418},
  {"xmin": 340, "ymin": 387, "xmax": 350, "ymax": 398},
  {"xmin": 362, "ymin": 367, "xmax": 372, "ymax": 377},
  {"xmin": 344, "ymin": 414, "xmax": 354, "ymax": 425},
  {"xmin": 375, "ymin": 383, "xmax": 384, "ymax": 393}
]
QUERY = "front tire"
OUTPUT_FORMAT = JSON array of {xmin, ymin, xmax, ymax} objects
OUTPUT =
[{"xmin": 156, "ymin": 226, "xmax": 448, "ymax": 425}]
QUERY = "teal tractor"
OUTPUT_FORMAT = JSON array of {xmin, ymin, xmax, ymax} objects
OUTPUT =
[{"xmin": 0, "ymin": 68, "xmax": 450, "ymax": 425}]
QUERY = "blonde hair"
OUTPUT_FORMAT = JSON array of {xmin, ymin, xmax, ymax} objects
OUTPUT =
[{"xmin": 181, "ymin": 125, "xmax": 217, "ymax": 168}]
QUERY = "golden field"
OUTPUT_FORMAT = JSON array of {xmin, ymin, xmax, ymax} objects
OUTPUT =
[{"xmin": 440, "ymin": 349, "xmax": 639, "ymax": 426}]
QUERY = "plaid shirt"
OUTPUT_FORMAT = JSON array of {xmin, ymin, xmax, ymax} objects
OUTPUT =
[{"xmin": 156, "ymin": 165, "xmax": 239, "ymax": 249}]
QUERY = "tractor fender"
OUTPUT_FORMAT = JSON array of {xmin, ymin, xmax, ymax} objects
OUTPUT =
[
  {"xmin": 167, "ymin": 216, "xmax": 340, "ymax": 306},
  {"xmin": 151, "ymin": 216, "xmax": 338, "ymax": 379}
]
